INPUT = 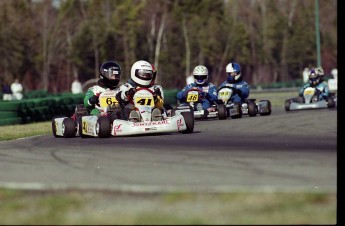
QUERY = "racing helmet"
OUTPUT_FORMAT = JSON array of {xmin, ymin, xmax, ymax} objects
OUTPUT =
[
  {"xmin": 131, "ymin": 60, "xmax": 153, "ymax": 87},
  {"xmin": 308, "ymin": 68, "xmax": 321, "ymax": 86},
  {"xmin": 193, "ymin": 65, "xmax": 208, "ymax": 85},
  {"xmin": 226, "ymin": 62, "xmax": 241, "ymax": 83},
  {"xmin": 99, "ymin": 61, "xmax": 121, "ymax": 88}
]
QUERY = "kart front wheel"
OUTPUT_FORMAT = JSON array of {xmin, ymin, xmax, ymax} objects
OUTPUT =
[
  {"xmin": 217, "ymin": 104, "xmax": 227, "ymax": 120},
  {"xmin": 181, "ymin": 112, "xmax": 194, "ymax": 134},
  {"xmin": 248, "ymin": 101, "xmax": 257, "ymax": 117},
  {"xmin": 96, "ymin": 116, "xmax": 111, "ymax": 138},
  {"xmin": 62, "ymin": 118, "xmax": 76, "ymax": 138},
  {"xmin": 327, "ymin": 96, "xmax": 336, "ymax": 108}
]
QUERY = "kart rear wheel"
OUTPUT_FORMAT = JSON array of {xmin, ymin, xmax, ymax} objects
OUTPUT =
[
  {"xmin": 260, "ymin": 100, "xmax": 272, "ymax": 116},
  {"xmin": 217, "ymin": 103, "xmax": 227, "ymax": 120},
  {"xmin": 62, "ymin": 118, "xmax": 76, "ymax": 138},
  {"xmin": 96, "ymin": 116, "xmax": 111, "ymax": 138},
  {"xmin": 248, "ymin": 101, "xmax": 257, "ymax": 117},
  {"xmin": 181, "ymin": 112, "xmax": 194, "ymax": 134},
  {"xmin": 327, "ymin": 96, "xmax": 336, "ymax": 108}
]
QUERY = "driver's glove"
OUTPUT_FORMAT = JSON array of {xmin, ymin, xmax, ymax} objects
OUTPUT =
[
  {"xmin": 125, "ymin": 88, "xmax": 136, "ymax": 99},
  {"xmin": 88, "ymin": 95, "xmax": 99, "ymax": 106},
  {"xmin": 314, "ymin": 89, "xmax": 322, "ymax": 96},
  {"xmin": 154, "ymin": 88, "xmax": 162, "ymax": 98},
  {"xmin": 153, "ymin": 93, "xmax": 158, "ymax": 103},
  {"xmin": 199, "ymin": 91, "xmax": 206, "ymax": 99}
]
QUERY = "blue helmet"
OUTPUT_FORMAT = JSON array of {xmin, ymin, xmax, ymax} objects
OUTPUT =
[{"xmin": 226, "ymin": 62, "xmax": 241, "ymax": 83}]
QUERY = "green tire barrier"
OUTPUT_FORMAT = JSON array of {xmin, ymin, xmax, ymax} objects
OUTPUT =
[
  {"xmin": 0, "ymin": 117, "xmax": 22, "ymax": 126},
  {"xmin": 0, "ymin": 92, "xmax": 84, "ymax": 126}
]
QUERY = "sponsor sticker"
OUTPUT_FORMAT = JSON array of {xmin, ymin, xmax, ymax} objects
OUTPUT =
[
  {"xmin": 133, "ymin": 120, "xmax": 169, "ymax": 127},
  {"xmin": 113, "ymin": 124, "xmax": 123, "ymax": 134},
  {"xmin": 177, "ymin": 118, "xmax": 184, "ymax": 129}
]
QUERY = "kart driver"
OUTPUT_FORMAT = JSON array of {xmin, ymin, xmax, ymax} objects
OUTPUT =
[
  {"xmin": 84, "ymin": 61, "xmax": 122, "ymax": 115},
  {"xmin": 115, "ymin": 60, "xmax": 164, "ymax": 121},
  {"xmin": 298, "ymin": 67, "xmax": 330, "ymax": 101},
  {"xmin": 219, "ymin": 62, "xmax": 250, "ymax": 104},
  {"xmin": 177, "ymin": 65, "xmax": 218, "ymax": 111}
]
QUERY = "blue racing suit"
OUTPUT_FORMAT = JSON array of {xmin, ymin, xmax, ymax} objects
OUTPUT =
[
  {"xmin": 299, "ymin": 80, "xmax": 329, "ymax": 101},
  {"xmin": 177, "ymin": 82, "xmax": 218, "ymax": 110},
  {"xmin": 219, "ymin": 80, "xmax": 250, "ymax": 103}
]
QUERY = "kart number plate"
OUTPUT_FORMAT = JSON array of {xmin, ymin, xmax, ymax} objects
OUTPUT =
[
  {"xmin": 135, "ymin": 97, "xmax": 154, "ymax": 106},
  {"xmin": 187, "ymin": 91, "xmax": 199, "ymax": 102},
  {"xmin": 219, "ymin": 91, "xmax": 230, "ymax": 97},
  {"xmin": 304, "ymin": 90, "xmax": 314, "ymax": 95},
  {"xmin": 99, "ymin": 97, "xmax": 118, "ymax": 108}
]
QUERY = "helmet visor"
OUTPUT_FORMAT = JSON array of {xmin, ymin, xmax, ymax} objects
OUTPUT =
[
  {"xmin": 309, "ymin": 73, "xmax": 317, "ymax": 79},
  {"xmin": 309, "ymin": 76, "xmax": 319, "ymax": 83},
  {"xmin": 135, "ymin": 69, "xmax": 153, "ymax": 80},
  {"xmin": 105, "ymin": 68, "xmax": 121, "ymax": 80},
  {"xmin": 227, "ymin": 72, "xmax": 237, "ymax": 77},
  {"xmin": 194, "ymin": 75, "xmax": 207, "ymax": 80}
]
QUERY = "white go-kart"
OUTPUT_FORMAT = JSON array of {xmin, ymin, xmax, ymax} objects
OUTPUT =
[
  {"xmin": 78, "ymin": 88, "xmax": 194, "ymax": 137},
  {"xmin": 52, "ymin": 89, "xmax": 122, "ymax": 138}
]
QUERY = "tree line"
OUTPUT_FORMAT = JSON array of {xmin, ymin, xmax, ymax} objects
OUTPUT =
[{"xmin": 0, "ymin": 0, "xmax": 337, "ymax": 92}]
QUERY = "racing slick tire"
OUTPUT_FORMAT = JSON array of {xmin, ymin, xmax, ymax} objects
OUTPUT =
[
  {"xmin": 327, "ymin": 96, "xmax": 336, "ymax": 108},
  {"xmin": 96, "ymin": 116, "xmax": 111, "ymax": 138},
  {"xmin": 62, "ymin": 118, "xmax": 76, "ymax": 138},
  {"xmin": 259, "ymin": 100, "xmax": 272, "ymax": 116},
  {"xmin": 181, "ymin": 111, "xmax": 194, "ymax": 134},
  {"xmin": 217, "ymin": 103, "xmax": 227, "ymax": 120},
  {"xmin": 248, "ymin": 101, "xmax": 257, "ymax": 117}
]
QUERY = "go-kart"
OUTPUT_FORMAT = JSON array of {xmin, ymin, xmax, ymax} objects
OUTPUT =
[
  {"xmin": 52, "ymin": 89, "xmax": 123, "ymax": 138},
  {"xmin": 80, "ymin": 88, "xmax": 194, "ymax": 137},
  {"xmin": 285, "ymin": 87, "xmax": 336, "ymax": 111},
  {"xmin": 172, "ymin": 87, "xmax": 227, "ymax": 120},
  {"xmin": 217, "ymin": 85, "xmax": 272, "ymax": 118}
]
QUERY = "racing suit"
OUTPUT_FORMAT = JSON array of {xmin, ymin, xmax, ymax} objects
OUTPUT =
[
  {"xmin": 218, "ymin": 80, "xmax": 250, "ymax": 104},
  {"xmin": 299, "ymin": 80, "xmax": 329, "ymax": 101},
  {"xmin": 177, "ymin": 82, "xmax": 218, "ymax": 110},
  {"xmin": 83, "ymin": 79, "xmax": 120, "ymax": 115},
  {"xmin": 115, "ymin": 79, "xmax": 164, "ymax": 116}
]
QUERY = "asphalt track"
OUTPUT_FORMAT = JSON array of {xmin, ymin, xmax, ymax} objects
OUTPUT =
[{"xmin": 0, "ymin": 108, "xmax": 337, "ymax": 193}]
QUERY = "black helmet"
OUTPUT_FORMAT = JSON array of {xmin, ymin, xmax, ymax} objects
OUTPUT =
[{"xmin": 99, "ymin": 61, "xmax": 122, "ymax": 88}]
